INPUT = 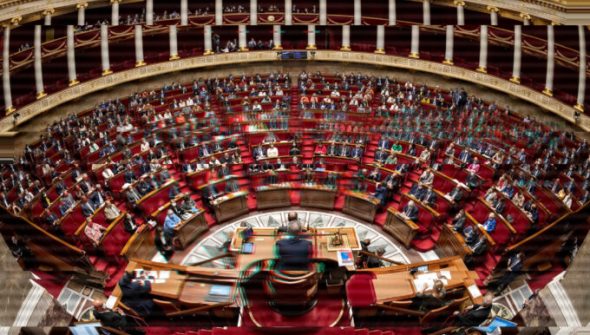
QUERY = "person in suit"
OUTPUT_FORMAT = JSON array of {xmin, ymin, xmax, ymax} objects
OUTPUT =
[
  {"xmin": 366, "ymin": 247, "xmax": 385, "ymax": 268},
  {"xmin": 118, "ymin": 271, "xmax": 157, "ymax": 318},
  {"xmin": 92, "ymin": 298, "xmax": 144, "ymax": 334},
  {"xmin": 422, "ymin": 187, "xmax": 437, "ymax": 207},
  {"xmin": 123, "ymin": 213, "xmax": 138, "ymax": 233},
  {"xmin": 412, "ymin": 279, "xmax": 448, "ymax": 312},
  {"xmin": 275, "ymin": 221, "xmax": 312, "ymax": 271},
  {"xmin": 451, "ymin": 210, "xmax": 466, "ymax": 231},
  {"xmin": 490, "ymin": 252, "xmax": 524, "ymax": 294},
  {"xmin": 163, "ymin": 209, "xmax": 181, "ymax": 238},
  {"xmin": 454, "ymin": 292, "xmax": 494, "ymax": 327},
  {"xmin": 81, "ymin": 196, "xmax": 96, "ymax": 217},
  {"xmin": 481, "ymin": 213, "xmax": 497, "ymax": 233},
  {"xmin": 373, "ymin": 182, "xmax": 388, "ymax": 207},
  {"xmin": 154, "ymin": 226, "xmax": 174, "ymax": 260},
  {"xmin": 401, "ymin": 200, "xmax": 419, "ymax": 222},
  {"xmin": 446, "ymin": 186, "xmax": 463, "ymax": 204}
]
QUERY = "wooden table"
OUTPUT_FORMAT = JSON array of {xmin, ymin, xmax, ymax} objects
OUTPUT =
[
  {"xmin": 212, "ymin": 191, "xmax": 249, "ymax": 222},
  {"xmin": 343, "ymin": 191, "xmax": 380, "ymax": 222},
  {"xmin": 362, "ymin": 256, "xmax": 483, "ymax": 304},
  {"xmin": 383, "ymin": 207, "xmax": 419, "ymax": 248}
]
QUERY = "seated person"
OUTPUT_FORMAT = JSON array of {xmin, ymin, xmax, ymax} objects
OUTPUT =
[
  {"xmin": 275, "ymin": 221, "xmax": 312, "ymax": 271},
  {"xmin": 453, "ymin": 292, "xmax": 494, "ymax": 327},
  {"xmin": 418, "ymin": 169, "xmax": 434, "ymax": 186},
  {"xmin": 412, "ymin": 279, "xmax": 448, "ymax": 312},
  {"xmin": 92, "ymin": 298, "xmax": 139, "ymax": 333},
  {"xmin": 267, "ymin": 144, "xmax": 279, "ymax": 158},
  {"xmin": 163, "ymin": 209, "xmax": 182, "ymax": 238},
  {"xmin": 351, "ymin": 145, "xmax": 363, "ymax": 159},
  {"xmin": 314, "ymin": 142, "xmax": 327, "ymax": 155},
  {"xmin": 366, "ymin": 247, "xmax": 386, "ymax": 268},
  {"xmin": 451, "ymin": 209, "xmax": 466, "ymax": 231},
  {"xmin": 400, "ymin": 200, "xmax": 419, "ymax": 222},
  {"xmin": 373, "ymin": 182, "xmax": 388, "ymax": 207},
  {"xmin": 410, "ymin": 183, "xmax": 426, "ymax": 200},
  {"xmin": 104, "ymin": 200, "xmax": 121, "ymax": 221},
  {"xmin": 422, "ymin": 187, "xmax": 437, "ymax": 207},
  {"xmin": 155, "ymin": 226, "xmax": 174, "ymax": 260},
  {"xmin": 480, "ymin": 213, "xmax": 497, "ymax": 233},
  {"xmin": 445, "ymin": 186, "xmax": 463, "ymax": 203},
  {"xmin": 118, "ymin": 271, "xmax": 157, "ymax": 318},
  {"xmin": 368, "ymin": 167, "xmax": 382, "ymax": 181},
  {"xmin": 84, "ymin": 218, "xmax": 107, "ymax": 246},
  {"xmin": 180, "ymin": 194, "xmax": 199, "ymax": 214},
  {"xmin": 385, "ymin": 154, "xmax": 398, "ymax": 165},
  {"xmin": 467, "ymin": 157, "xmax": 480, "ymax": 174},
  {"xmin": 419, "ymin": 149, "xmax": 431, "ymax": 162},
  {"xmin": 289, "ymin": 143, "xmax": 301, "ymax": 155},
  {"xmin": 123, "ymin": 213, "xmax": 138, "ymax": 233},
  {"xmin": 465, "ymin": 171, "xmax": 480, "ymax": 190}
]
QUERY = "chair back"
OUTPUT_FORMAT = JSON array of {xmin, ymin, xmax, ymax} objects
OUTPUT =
[
  {"xmin": 420, "ymin": 296, "xmax": 469, "ymax": 325},
  {"xmin": 153, "ymin": 298, "xmax": 181, "ymax": 316},
  {"xmin": 265, "ymin": 270, "xmax": 319, "ymax": 313}
]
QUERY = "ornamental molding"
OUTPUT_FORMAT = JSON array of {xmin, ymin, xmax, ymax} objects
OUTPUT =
[{"xmin": 1, "ymin": 50, "xmax": 587, "ymax": 134}]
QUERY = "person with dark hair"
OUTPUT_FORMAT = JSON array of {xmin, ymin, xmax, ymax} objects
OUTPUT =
[
  {"xmin": 454, "ymin": 292, "xmax": 494, "ymax": 327},
  {"xmin": 118, "ymin": 271, "xmax": 157, "ymax": 318},
  {"xmin": 366, "ymin": 247, "xmax": 385, "ymax": 268},
  {"xmin": 92, "ymin": 298, "xmax": 144, "ymax": 335},
  {"xmin": 154, "ymin": 226, "xmax": 174, "ymax": 260},
  {"xmin": 275, "ymin": 220, "xmax": 312, "ymax": 271}
]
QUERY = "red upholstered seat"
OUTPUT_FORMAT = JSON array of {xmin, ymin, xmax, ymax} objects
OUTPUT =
[
  {"xmin": 346, "ymin": 273, "xmax": 376, "ymax": 307},
  {"xmin": 101, "ymin": 220, "xmax": 131, "ymax": 258},
  {"xmin": 138, "ymin": 184, "xmax": 175, "ymax": 215},
  {"xmin": 60, "ymin": 206, "xmax": 86, "ymax": 236}
]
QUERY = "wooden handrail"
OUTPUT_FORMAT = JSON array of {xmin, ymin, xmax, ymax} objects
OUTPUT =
[
  {"xmin": 358, "ymin": 250, "xmax": 405, "ymax": 266},
  {"xmin": 167, "ymin": 302, "xmax": 233, "ymax": 317},
  {"xmin": 185, "ymin": 253, "xmax": 233, "ymax": 267}
]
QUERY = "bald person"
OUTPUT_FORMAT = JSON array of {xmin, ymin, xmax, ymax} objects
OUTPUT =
[{"xmin": 275, "ymin": 220, "xmax": 312, "ymax": 271}]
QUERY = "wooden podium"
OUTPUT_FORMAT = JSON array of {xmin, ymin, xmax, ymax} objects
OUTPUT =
[
  {"xmin": 383, "ymin": 207, "xmax": 419, "ymax": 248},
  {"xmin": 212, "ymin": 191, "xmax": 249, "ymax": 222},
  {"xmin": 342, "ymin": 191, "xmax": 380, "ymax": 222},
  {"xmin": 174, "ymin": 210, "xmax": 209, "ymax": 250},
  {"xmin": 256, "ymin": 185, "xmax": 292, "ymax": 210},
  {"xmin": 300, "ymin": 185, "xmax": 337, "ymax": 210}
]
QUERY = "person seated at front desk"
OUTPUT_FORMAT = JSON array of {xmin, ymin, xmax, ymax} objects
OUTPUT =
[
  {"xmin": 275, "ymin": 221, "xmax": 313, "ymax": 271},
  {"xmin": 366, "ymin": 247, "xmax": 386, "ymax": 268},
  {"xmin": 453, "ymin": 292, "xmax": 494, "ymax": 328},
  {"xmin": 373, "ymin": 183, "xmax": 388, "ymax": 208},
  {"xmin": 163, "ymin": 209, "xmax": 182, "ymax": 238},
  {"xmin": 92, "ymin": 298, "xmax": 144, "ymax": 335},
  {"xmin": 480, "ymin": 213, "xmax": 496, "ymax": 233},
  {"xmin": 411, "ymin": 279, "xmax": 448, "ymax": 312}
]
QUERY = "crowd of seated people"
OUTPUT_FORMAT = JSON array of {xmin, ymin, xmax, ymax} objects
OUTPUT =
[{"xmin": 1, "ymin": 71, "xmax": 589, "ymax": 325}]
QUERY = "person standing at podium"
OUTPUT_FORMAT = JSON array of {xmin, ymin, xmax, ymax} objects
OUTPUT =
[{"xmin": 275, "ymin": 221, "xmax": 312, "ymax": 271}]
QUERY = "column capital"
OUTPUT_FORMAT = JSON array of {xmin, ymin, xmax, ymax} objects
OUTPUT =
[
  {"xmin": 543, "ymin": 88, "xmax": 553, "ymax": 96},
  {"xmin": 443, "ymin": 59, "xmax": 453, "ymax": 65},
  {"xmin": 486, "ymin": 6, "xmax": 498, "ymax": 13},
  {"xmin": 476, "ymin": 66, "xmax": 487, "ymax": 73},
  {"xmin": 509, "ymin": 76, "xmax": 520, "ymax": 84},
  {"xmin": 453, "ymin": 0, "xmax": 465, "ymax": 7},
  {"xmin": 110, "ymin": 0, "xmax": 122, "ymax": 3},
  {"xmin": 43, "ymin": 8, "xmax": 55, "ymax": 16},
  {"xmin": 76, "ymin": 2, "xmax": 88, "ymax": 9},
  {"xmin": 574, "ymin": 103, "xmax": 584, "ymax": 113},
  {"xmin": 10, "ymin": 16, "xmax": 22, "ymax": 26},
  {"xmin": 519, "ymin": 13, "xmax": 531, "ymax": 20}
]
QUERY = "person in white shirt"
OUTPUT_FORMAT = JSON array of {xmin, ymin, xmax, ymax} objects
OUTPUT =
[
  {"xmin": 140, "ymin": 140, "xmax": 150, "ymax": 152},
  {"xmin": 266, "ymin": 144, "xmax": 279, "ymax": 158},
  {"xmin": 104, "ymin": 200, "xmax": 121, "ymax": 221},
  {"xmin": 102, "ymin": 167, "xmax": 115, "ymax": 180}
]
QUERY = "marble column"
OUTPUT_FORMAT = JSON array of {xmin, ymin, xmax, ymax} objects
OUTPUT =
[
  {"xmin": 285, "ymin": 0, "xmax": 292, "ymax": 25},
  {"xmin": 477, "ymin": 25, "xmax": 488, "ymax": 72},
  {"xmin": 77, "ymin": 3, "xmax": 87, "ymax": 26},
  {"xmin": 3, "ymin": 27, "xmax": 14, "ymax": 113},
  {"xmin": 169, "ymin": 25, "xmax": 179, "ymax": 60},
  {"xmin": 180, "ymin": 0, "xmax": 188, "ymax": 25},
  {"xmin": 34, "ymin": 25, "xmax": 46, "ymax": 98},
  {"xmin": 455, "ymin": 1, "xmax": 465, "ymax": 25},
  {"xmin": 204, "ymin": 25, "xmax": 214, "ymax": 55},
  {"xmin": 250, "ymin": 0, "xmax": 257, "ymax": 25},
  {"xmin": 215, "ymin": 0, "xmax": 223, "ymax": 25},
  {"xmin": 409, "ymin": 25, "xmax": 419, "ymax": 58},
  {"xmin": 375, "ymin": 25, "xmax": 385, "ymax": 54},
  {"xmin": 239, "ymin": 25, "xmax": 248, "ymax": 51},
  {"xmin": 319, "ymin": 0, "xmax": 327, "ymax": 25},
  {"xmin": 488, "ymin": 6, "xmax": 498, "ymax": 25},
  {"xmin": 273, "ymin": 25, "xmax": 282, "ymax": 50},
  {"xmin": 145, "ymin": 0, "xmax": 153, "ymax": 25},
  {"xmin": 575, "ymin": 25, "xmax": 586, "ymax": 112},
  {"xmin": 544, "ymin": 25, "xmax": 555, "ymax": 96},
  {"xmin": 388, "ymin": 0, "xmax": 396, "ymax": 25},
  {"xmin": 307, "ymin": 24, "xmax": 316, "ymax": 49},
  {"xmin": 67, "ymin": 25, "xmax": 78, "ymax": 85},
  {"xmin": 341, "ymin": 25, "xmax": 351, "ymax": 51},
  {"xmin": 100, "ymin": 24, "xmax": 111, "ymax": 75},
  {"xmin": 43, "ymin": 9, "xmax": 54, "ymax": 26},
  {"xmin": 354, "ymin": 0, "xmax": 361, "ymax": 25},
  {"xmin": 510, "ymin": 25, "xmax": 522, "ymax": 83},
  {"xmin": 111, "ymin": 0, "xmax": 120, "ymax": 26},
  {"xmin": 443, "ymin": 25, "xmax": 454, "ymax": 65},
  {"xmin": 422, "ymin": 0, "xmax": 430, "ymax": 25},
  {"xmin": 134, "ymin": 25, "xmax": 145, "ymax": 66}
]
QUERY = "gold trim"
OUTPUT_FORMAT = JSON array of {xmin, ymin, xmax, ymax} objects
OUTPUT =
[
  {"xmin": 36, "ymin": 91, "xmax": 47, "ymax": 99},
  {"xmin": 486, "ymin": 6, "xmax": 498, "ymax": 13},
  {"xmin": 340, "ymin": 46, "xmax": 351, "ymax": 51},
  {"xmin": 204, "ymin": 50, "xmax": 214, "ymax": 55},
  {"xmin": 306, "ymin": 44, "xmax": 317, "ymax": 50},
  {"xmin": 476, "ymin": 66, "xmax": 487, "ymax": 73},
  {"xmin": 5, "ymin": 106, "xmax": 15, "ymax": 114},
  {"xmin": 543, "ymin": 88, "xmax": 553, "ymax": 96},
  {"xmin": 169, "ymin": 54, "xmax": 180, "ymax": 60},
  {"xmin": 102, "ymin": 69, "xmax": 112, "ymax": 76},
  {"xmin": 239, "ymin": 47, "xmax": 249, "ymax": 52},
  {"xmin": 443, "ymin": 59, "xmax": 454, "ymax": 65},
  {"xmin": 409, "ymin": 52, "xmax": 420, "ymax": 59},
  {"xmin": 509, "ymin": 76, "xmax": 520, "ymax": 84},
  {"xmin": 374, "ymin": 48, "xmax": 385, "ymax": 54},
  {"xmin": 69, "ymin": 79, "xmax": 79, "ymax": 86},
  {"xmin": 574, "ymin": 103, "xmax": 584, "ymax": 113},
  {"xmin": 135, "ymin": 60, "xmax": 146, "ymax": 67},
  {"xmin": 272, "ymin": 45, "xmax": 283, "ymax": 50},
  {"xmin": 453, "ymin": 0, "xmax": 465, "ymax": 6}
]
